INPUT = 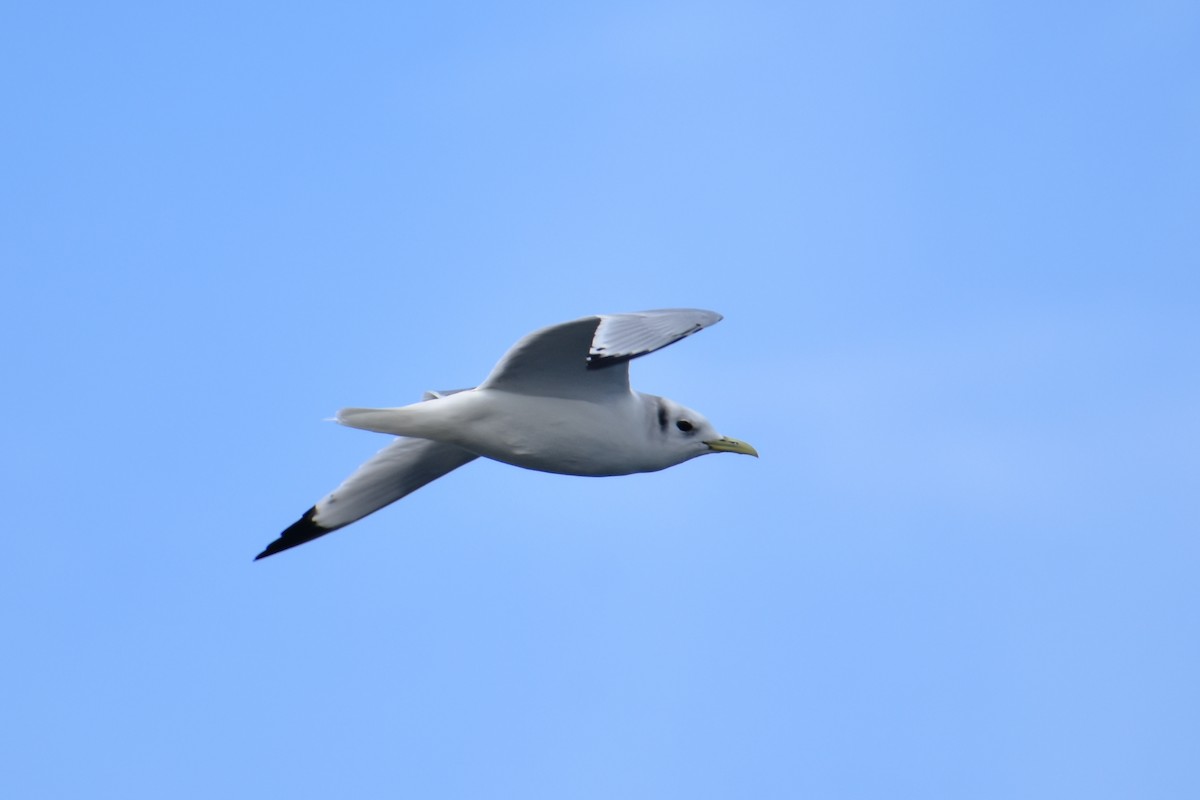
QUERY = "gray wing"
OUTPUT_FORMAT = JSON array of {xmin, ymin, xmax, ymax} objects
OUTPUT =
[
  {"xmin": 256, "ymin": 437, "xmax": 478, "ymax": 559},
  {"xmin": 479, "ymin": 309, "xmax": 722, "ymax": 398},
  {"xmin": 256, "ymin": 390, "xmax": 479, "ymax": 560}
]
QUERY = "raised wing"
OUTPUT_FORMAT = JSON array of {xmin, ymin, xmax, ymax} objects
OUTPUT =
[
  {"xmin": 479, "ymin": 309, "xmax": 722, "ymax": 398},
  {"xmin": 256, "ymin": 416, "xmax": 479, "ymax": 559},
  {"xmin": 589, "ymin": 309, "xmax": 723, "ymax": 367}
]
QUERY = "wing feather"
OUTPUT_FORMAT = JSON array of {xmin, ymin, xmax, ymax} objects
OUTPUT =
[
  {"xmin": 588, "ymin": 309, "xmax": 722, "ymax": 368},
  {"xmin": 479, "ymin": 309, "xmax": 721, "ymax": 398},
  {"xmin": 255, "ymin": 437, "xmax": 478, "ymax": 559}
]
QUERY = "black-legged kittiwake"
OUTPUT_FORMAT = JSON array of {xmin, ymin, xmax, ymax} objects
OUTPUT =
[{"xmin": 255, "ymin": 309, "xmax": 757, "ymax": 560}]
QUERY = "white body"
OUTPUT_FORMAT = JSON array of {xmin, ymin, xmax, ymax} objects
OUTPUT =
[{"xmin": 343, "ymin": 388, "xmax": 694, "ymax": 476}]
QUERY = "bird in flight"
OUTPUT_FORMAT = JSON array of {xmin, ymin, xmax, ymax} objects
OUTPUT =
[{"xmin": 256, "ymin": 309, "xmax": 757, "ymax": 560}]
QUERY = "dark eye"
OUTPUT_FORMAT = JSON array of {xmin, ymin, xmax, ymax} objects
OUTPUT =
[{"xmin": 676, "ymin": 420, "xmax": 693, "ymax": 432}]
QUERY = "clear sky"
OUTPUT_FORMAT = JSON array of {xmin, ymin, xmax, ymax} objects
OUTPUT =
[{"xmin": 3, "ymin": 2, "xmax": 1197, "ymax": 797}]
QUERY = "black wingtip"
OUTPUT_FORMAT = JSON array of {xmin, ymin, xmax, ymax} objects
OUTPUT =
[
  {"xmin": 585, "ymin": 351, "xmax": 640, "ymax": 370},
  {"xmin": 254, "ymin": 506, "xmax": 332, "ymax": 561}
]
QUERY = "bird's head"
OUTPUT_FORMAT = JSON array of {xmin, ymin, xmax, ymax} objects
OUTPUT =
[{"xmin": 651, "ymin": 396, "xmax": 758, "ymax": 466}]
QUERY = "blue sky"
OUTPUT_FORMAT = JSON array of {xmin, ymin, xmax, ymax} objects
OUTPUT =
[{"xmin": 3, "ymin": 1, "xmax": 1197, "ymax": 797}]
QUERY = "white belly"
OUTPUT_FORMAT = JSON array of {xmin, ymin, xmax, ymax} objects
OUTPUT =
[{"xmin": 438, "ymin": 389, "xmax": 659, "ymax": 476}]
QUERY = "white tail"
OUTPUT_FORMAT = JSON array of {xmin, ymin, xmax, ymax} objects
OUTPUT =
[
  {"xmin": 336, "ymin": 407, "xmax": 419, "ymax": 436},
  {"xmin": 337, "ymin": 389, "xmax": 474, "ymax": 439}
]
